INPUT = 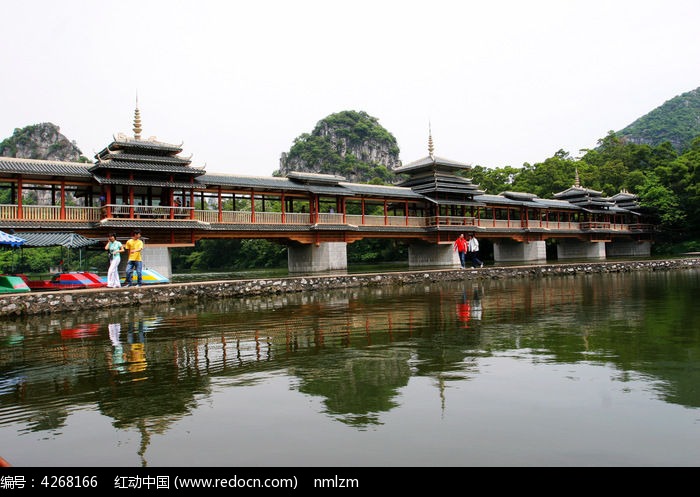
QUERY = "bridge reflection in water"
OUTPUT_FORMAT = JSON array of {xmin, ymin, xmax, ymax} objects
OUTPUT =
[{"xmin": 1, "ymin": 268, "xmax": 699, "ymax": 466}]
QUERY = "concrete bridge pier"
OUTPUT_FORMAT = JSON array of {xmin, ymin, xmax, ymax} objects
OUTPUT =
[
  {"xmin": 142, "ymin": 246, "xmax": 173, "ymax": 279},
  {"xmin": 606, "ymin": 240, "xmax": 651, "ymax": 257},
  {"xmin": 408, "ymin": 242, "xmax": 459, "ymax": 268},
  {"xmin": 493, "ymin": 239, "xmax": 546, "ymax": 263},
  {"xmin": 287, "ymin": 242, "xmax": 348, "ymax": 273},
  {"xmin": 556, "ymin": 239, "xmax": 606, "ymax": 259}
]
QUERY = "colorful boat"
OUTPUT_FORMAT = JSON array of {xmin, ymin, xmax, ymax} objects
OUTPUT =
[
  {"xmin": 0, "ymin": 275, "xmax": 31, "ymax": 294},
  {"xmin": 99, "ymin": 268, "xmax": 170, "ymax": 286},
  {"xmin": 19, "ymin": 272, "xmax": 108, "ymax": 291}
]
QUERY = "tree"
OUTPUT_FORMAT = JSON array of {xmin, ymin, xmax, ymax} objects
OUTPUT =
[
  {"xmin": 511, "ymin": 150, "xmax": 578, "ymax": 198},
  {"xmin": 637, "ymin": 173, "xmax": 685, "ymax": 231}
]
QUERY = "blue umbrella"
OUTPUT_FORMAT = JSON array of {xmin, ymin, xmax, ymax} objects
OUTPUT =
[{"xmin": 0, "ymin": 231, "xmax": 26, "ymax": 248}]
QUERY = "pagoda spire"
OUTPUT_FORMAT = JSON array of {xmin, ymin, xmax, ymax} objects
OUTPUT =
[
  {"xmin": 428, "ymin": 122, "xmax": 434, "ymax": 160},
  {"xmin": 133, "ymin": 94, "xmax": 142, "ymax": 140},
  {"xmin": 574, "ymin": 168, "xmax": 580, "ymax": 188}
]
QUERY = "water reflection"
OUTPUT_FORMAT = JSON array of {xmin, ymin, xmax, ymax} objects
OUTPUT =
[{"xmin": 1, "ymin": 269, "xmax": 700, "ymax": 466}]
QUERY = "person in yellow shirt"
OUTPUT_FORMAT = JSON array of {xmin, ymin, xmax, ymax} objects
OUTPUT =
[{"xmin": 124, "ymin": 229, "xmax": 144, "ymax": 287}]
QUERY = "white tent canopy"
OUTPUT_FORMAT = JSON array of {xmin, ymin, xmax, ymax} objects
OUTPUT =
[
  {"xmin": 0, "ymin": 230, "xmax": 26, "ymax": 247},
  {"xmin": 14, "ymin": 232, "xmax": 101, "ymax": 248}
]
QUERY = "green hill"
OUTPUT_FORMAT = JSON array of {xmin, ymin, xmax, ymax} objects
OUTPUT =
[
  {"xmin": 0, "ymin": 122, "xmax": 89, "ymax": 162},
  {"xmin": 275, "ymin": 110, "xmax": 400, "ymax": 184},
  {"xmin": 617, "ymin": 86, "xmax": 700, "ymax": 152}
]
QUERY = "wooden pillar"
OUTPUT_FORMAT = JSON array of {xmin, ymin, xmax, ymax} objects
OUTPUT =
[
  {"xmin": 251, "ymin": 189, "xmax": 255, "ymax": 223},
  {"xmin": 17, "ymin": 176, "xmax": 23, "ymax": 219},
  {"xmin": 281, "ymin": 192, "xmax": 286, "ymax": 223},
  {"xmin": 218, "ymin": 186, "xmax": 223, "ymax": 223},
  {"xmin": 128, "ymin": 172, "xmax": 135, "ymax": 218},
  {"xmin": 60, "ymin": 181, "xmax": 66, "ymax": 220}
]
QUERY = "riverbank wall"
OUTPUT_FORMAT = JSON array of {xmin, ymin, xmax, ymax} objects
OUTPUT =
[{"xmin": 2, "ymin": 258, "xmax": 700, "ymax": 318}]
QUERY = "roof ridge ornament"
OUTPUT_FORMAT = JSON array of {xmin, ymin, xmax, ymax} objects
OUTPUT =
[
  {"xmin": 133, "ymin": 93, "xmax": 142, "ymax": 140},
  {"xmin": 428, "ymin": 122, "xmax": 435, "ymax": 161}
]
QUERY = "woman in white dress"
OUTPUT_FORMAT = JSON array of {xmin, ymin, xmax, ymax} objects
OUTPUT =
[{"xmin": 105, "ymin": 233, "xmax": 124, "ymax": 288}]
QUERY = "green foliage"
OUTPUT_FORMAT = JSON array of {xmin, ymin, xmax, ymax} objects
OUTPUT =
[
  {"xmin": 237, "ymin": 239, "xmax": 287, "ymax": 268},
  {"xmin": 172, "ymin": 239, "xmax": 287, "ymax": 272},
  {"xmin": 466, "ymin": 165, "xmax": 519, "ymax": 194},
  {"xmin": 510, "ymin": 150, "xmax": 579, "ymax": 198},
  {"xmin": 637, "ymin": 174, "xmax": 686, "ymax": 230},
  {"xmin": 347, "ymin": 239, "xmax": 408, "ymax": 264}
]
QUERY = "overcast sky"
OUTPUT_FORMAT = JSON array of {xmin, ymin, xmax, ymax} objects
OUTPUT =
[{"xmin": 2, "ymin": 0, "xmax": 700, "ymax": 177}]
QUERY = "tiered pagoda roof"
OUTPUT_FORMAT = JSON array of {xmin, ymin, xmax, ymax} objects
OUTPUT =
[
  {"xmin": 393, "ymin": 131, "xmax": 485, "ymax": 206},
  {"xmin": 89, "ymin": 103, "xmax": 206, "ymax": 189},
  {"xmin": 552, "ymin": 169, "xmax": 614, "ymax": 212},
  {"xmin": 610, "ymin": 190, "xmax": 642, "ymax": 213}
]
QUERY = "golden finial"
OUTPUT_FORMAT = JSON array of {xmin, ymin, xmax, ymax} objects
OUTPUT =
[
  {"xmin": 133, "ymin": 93, "xmax": 142, "ymax": 140},
  {"xmin": 428, "ymin": 122, "xmax": 434, "ymax": 160}
]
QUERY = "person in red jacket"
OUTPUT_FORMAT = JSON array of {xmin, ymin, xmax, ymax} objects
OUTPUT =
[{"xmin": 453, "ymin": 233, "xmax": 468, "ymax": 268}]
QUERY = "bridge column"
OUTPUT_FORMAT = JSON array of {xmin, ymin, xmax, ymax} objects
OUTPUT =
[
  {"xmin": 606, "ymin": 240, "xmax": 651, "ymax": 257},
  {"xmin": 288, "ymin": 242, "xmax": 347, "ymax": 273},
  {"xmin": 556, "ymin": 240, "xmax": 606, "ymax": 260},
  {"xmin": 493, "ymin": 239, "xmax": 546, "ymax": 263},
  {"xmin": 408, "ymin": 242, "xmax": 459, "ymax": 268},
  {"xmin": 141, "ymin": 246, "xmax": 172, "ymax": 279}
]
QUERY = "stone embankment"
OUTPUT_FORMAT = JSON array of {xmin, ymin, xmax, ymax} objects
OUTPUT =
[{"xmin": 2, "ymin": 258, "xmax": 699, "ymax": 318}]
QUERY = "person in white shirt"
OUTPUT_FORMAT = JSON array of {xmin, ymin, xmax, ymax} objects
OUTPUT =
[{"xmin": 467, "ymin": 234, "xmax": 484, "ymax": 268}]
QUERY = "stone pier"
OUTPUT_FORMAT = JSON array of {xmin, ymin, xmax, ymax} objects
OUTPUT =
[
  {"xmin": 408, "ymin": 242, "xmax": 459, "ymax": 268},
  {"xmin": 493, "ymin": 239, "xmax": 546, "ymax": 263},
  {"xmin": 557, "ymin": 240, "xmax": 607, "ymax": 259},
  {"xmin": 287, "ymin": 242, "xmax": 348, "ymax": 273}
]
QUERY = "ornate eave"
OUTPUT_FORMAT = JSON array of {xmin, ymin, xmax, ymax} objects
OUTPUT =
[
  {"xmin": 94, "ymin": 152, "xmax": 192, "ymax": 165},
  {"xmin": 286, "ymin": 171, "xmax": 347, "ymax": 185},
  {"xmin": 92, "ymin": 175, "xmax": 207, "ymax": 189},
  {"xmin": 89, "ymin": 161, "xmax": 203, "ymax": 176}
]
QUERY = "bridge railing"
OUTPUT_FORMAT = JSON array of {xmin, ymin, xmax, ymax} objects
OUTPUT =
[
  {"xmin": 316, "ymin": 212, "xmax": 344, "ymax": 224},
  {"xmin": 195, "ymin": 211, "xmax": 428, "ymax": 226},
  {"xmin": 107, "ymin": 204, "xmax": 194, "ymax": 219},
  {"xmin": 284, "ymin": 212, "xmax": 310, "ymax": 224},
  {"xmin": 580, "ymin": 222, "xmax": 611, "ymax": 230},
  {"xmin": 427, "ymin": 216, "xmax": 477, "ymax": 226},
  {"xmin": 474, "ymin": 219, "xmax": 584, "ymax": 230},
  {"xmin": 0, "ymin": 205, "xmax": 18, "ymax": 218},
  {"xmin": 628, "ymin": 223, "xmax": 655, "ymax": 232},
  {"xmin": 19, "ymin": 205, "xmax": 60, "ymax": 220},
  {"xmin": 0, "ymin": 203, "xmax": 650, "ymax": 234},
  {"xmin": 0, "ymin": 205, "xmax": 102, "ymax": 222},
  {"xmin": 66, "ymin": 206, "xmax": 101, "ymax": 222}
]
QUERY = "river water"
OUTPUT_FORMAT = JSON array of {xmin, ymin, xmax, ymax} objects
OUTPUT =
[{"xmin": 1, "ymin": 268, "xmax": 699, "ymax": 467}]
